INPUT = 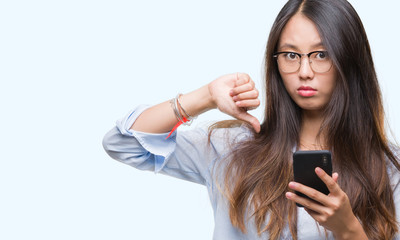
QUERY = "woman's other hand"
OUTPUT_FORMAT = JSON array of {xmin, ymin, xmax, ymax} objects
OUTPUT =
[
  {"xmin": 208, "ymin": 73, "xmax": 261, "ymax": 133},
  {"xmin": 285, "ymin": 168, "xmax": 368, "ymax": 239}
]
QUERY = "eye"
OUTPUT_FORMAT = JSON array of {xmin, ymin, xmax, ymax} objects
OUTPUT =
[
  {"xmin": 284, "ymin": 52, "xmax": 298, "ymax": 60},
  {"xmin": 316, "ymin": 51, "xmax": 327, "ymax": 59}
]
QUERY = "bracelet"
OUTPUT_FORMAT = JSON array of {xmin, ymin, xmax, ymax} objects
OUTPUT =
[
  {"xmin": 166, "ymin": 93, "xmax": 196, "ymax": 139},
  {"xmin": 176, "ymin": 94, "xmax": 196, "ymax": 125},
  {"xmin": 170, "ymin": 97, "xmax": 183, "ymax": 122}
]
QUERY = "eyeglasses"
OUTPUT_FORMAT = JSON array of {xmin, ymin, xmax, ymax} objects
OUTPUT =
[{"xmin": 273, "ymin": 51, "xmax": 333, "ymax": 73}]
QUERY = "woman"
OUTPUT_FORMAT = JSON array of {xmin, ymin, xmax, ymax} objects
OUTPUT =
[{"xmin": 103, "ymin": 0, "xmax": 400, "ymax": 239}]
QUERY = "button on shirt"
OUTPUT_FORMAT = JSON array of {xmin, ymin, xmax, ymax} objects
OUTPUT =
[{"xmin": 103, "ymin": 105, "xmax": 400, "ymax": 240}]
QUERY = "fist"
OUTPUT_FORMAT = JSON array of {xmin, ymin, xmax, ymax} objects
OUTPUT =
[{"xmin": 208, "ymin": 73, "xmax": 261, "ymax": 132}]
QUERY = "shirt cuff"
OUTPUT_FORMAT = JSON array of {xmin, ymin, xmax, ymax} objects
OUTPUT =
[{"xmin": 116, "ymin": 105, "xmax": 177, "ymax": 172}]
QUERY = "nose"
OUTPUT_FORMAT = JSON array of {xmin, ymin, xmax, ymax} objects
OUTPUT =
[{"xmin": 298, "ymin": 57, "xmax": 314, "ymax": 80}]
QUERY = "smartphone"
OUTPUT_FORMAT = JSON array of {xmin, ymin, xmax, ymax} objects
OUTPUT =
[{"xmin": 292, "ymin": 150, "xmax": 332, "ymax": 207}]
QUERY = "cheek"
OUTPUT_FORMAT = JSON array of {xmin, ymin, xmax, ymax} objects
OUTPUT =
[
  {"xmin": 327, "ymin": 69, "xmax": 338, "ymax": 92},
  {"xmin": 318, "ymin": 70, "xmax": 337, "ymax": 96},
  {"xmin": 280, "ymin": 74, "xmax": 296, "ymax": 93},
  {"xmin": 325, "ymin": 76, "xmax": 337, "ymax": 97},
  {"xmin": 281, "ymin": 80, "xmax": 294, "ymax": 99}
]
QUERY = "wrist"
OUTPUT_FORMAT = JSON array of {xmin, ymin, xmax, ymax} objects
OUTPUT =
[
  {"xmin": 334, "ymin": 216, "xmax": 367, "ymax": 240},
  {"xmin": 180, "ymin": 85, "xmax": 216, "ymax": 117}
]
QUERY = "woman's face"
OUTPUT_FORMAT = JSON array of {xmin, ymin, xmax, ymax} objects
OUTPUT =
[{"xmin": 277, "ymin": 13, "xmax": 337, "ymax": 114}]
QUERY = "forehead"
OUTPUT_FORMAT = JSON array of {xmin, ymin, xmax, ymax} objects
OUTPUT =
[{"xmin": 278, "ymin": 13, "xmax": 322, "ymax": 51}]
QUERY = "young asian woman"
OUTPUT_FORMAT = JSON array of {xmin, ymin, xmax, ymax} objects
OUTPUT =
[{"xmin": 103, "ymin": 0, "xmax": 400, "ymax": 239}]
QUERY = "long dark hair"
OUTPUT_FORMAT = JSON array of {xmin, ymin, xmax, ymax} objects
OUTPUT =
[{"xmin": 214, "ymin": 0, "xmax": 400, "ymax": 239}]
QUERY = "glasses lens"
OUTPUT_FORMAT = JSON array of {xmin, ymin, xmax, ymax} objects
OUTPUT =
[
  {"xmin": 276, "ymin": 53, "xmax": 300, "ymax": 73},
  {"xmin": 310, "ymin": 52, "xmax": 332, "ymax": 73}
]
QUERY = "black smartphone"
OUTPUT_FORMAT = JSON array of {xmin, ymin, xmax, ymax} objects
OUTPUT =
[{"xmin": 292, "ymin": 150, "xmax": 332, "ymax": 207}]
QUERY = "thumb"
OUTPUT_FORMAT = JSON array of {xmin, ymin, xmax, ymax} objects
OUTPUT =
[{"xmin": 236, "ymin": 112, "xmax": 261, "ymax": 133}]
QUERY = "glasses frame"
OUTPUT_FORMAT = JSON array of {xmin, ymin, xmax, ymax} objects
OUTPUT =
[{"xmin": 273, "ymin": 50, "xmax": 333, "ymax": 73}]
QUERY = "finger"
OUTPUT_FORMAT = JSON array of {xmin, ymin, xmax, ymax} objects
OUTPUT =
[
  {"xmin": 235, "ymin": 112, "xmax": 260, "ymax": 133},
  {"xmin": 315, "ymin": 167, "xmax": 340, "ymax": 195},
  {"xmin": 285, "ymin": 192, "xmax": 326, "ymax": 213},
  {"xmin": 232, "ymin": 90, "xmax": 259, "ymax": 101},
  {"xmin": 231, "ymin": 83, "xmax": 254, "ymax": 95},
  {"xmin": 304, "ymin": 207, "xmax": 319, "ymax": 216},
  {"xmin": 288, "ymin": 181, "xmax": 330, "ymax": 206},
  {"xmin": 332, "ymin": 172, "xmax": 339, "ymax": 183},
  {"xmin": 235, "ymin": 99, "xmax": 260, "ymax": 109},
  {"xmin": 303, "ymin": 208, "xmax": 326, "ymax": 225},
  {"xmin": 236, "ymin": 78, "xmax": 255, "ymax": 88},
  {"xmin": 245, "ymin": 106, "xmax": 257, "ymax": 111},
  {"xmin": 236, "ymin": 77, "xmax": 255, "ymax": 90},
  {"xmin": 236, "ymin": 73, "xmax": 252, "ymax": 85}
]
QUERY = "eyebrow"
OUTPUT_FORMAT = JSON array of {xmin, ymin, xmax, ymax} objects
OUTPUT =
[{"xmin": 278, "ymin": 42, "xmax": 324, "ymax": 51}]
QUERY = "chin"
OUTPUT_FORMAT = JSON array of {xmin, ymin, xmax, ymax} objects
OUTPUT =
[{"xmin": 296, "ymin": 103, "xmax": 324, "ymax": 112}]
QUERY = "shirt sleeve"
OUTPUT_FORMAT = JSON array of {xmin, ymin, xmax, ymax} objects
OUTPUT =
[
  {"xmin": 102, "ymin": 105, "xmax": 250, "ymax": 186},
  {"xmin": 389, "ymin": 147, "xmax": 400, "ymax": 239}
]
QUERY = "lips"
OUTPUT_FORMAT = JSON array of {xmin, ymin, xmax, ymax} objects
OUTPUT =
[{"xmin": 297, "ymin": 86, "xmax": 317, "ymax": 97}]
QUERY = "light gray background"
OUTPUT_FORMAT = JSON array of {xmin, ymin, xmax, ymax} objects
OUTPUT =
[{"xmin": 0, "ymin": 1, "xmax": 399, "ymax": 239}]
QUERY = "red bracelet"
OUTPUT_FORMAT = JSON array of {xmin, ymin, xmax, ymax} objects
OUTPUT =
[{"xmin": 166, "ymin": 116, "xmax": 189, "ymax": 139}]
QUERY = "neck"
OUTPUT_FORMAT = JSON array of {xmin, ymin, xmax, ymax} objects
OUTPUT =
[{"xmin": 299, "ymin": 110, "xmax": 327, "ymax": 150}]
